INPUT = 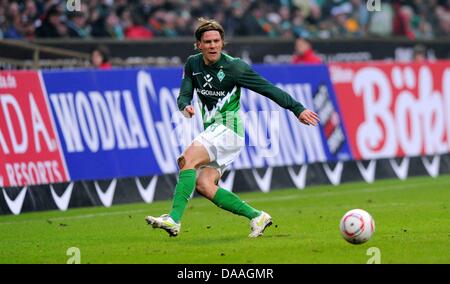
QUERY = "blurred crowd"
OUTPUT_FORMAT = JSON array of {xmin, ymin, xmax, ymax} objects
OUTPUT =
[{"xmin": 0, "ymin": 0, "xmax": 449, "ymax": 40}]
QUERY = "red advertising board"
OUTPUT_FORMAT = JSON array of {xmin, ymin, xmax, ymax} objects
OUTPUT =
[
  {"xmin": 330, "ymin": 61, "xmax": 450, "ymax": 160},
  {"xmin": 0, "ymin": 71, "xmax": 69, "ymax": 187}
]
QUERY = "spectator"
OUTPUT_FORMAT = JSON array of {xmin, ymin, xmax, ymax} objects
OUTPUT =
[
  {"xmin": 291, "ymin": 36, "xmax": 322, "ymax": 64},
  {"xmin": 436, "ymin": 4, "xmax": 450, "ymax": 36},
  {"xmin": 174, "ymin": 12, "xmax": 192, "ymax": 36},
  {"xmin": 393, "ymin": 3, "xmax": 416, "ymax": 39},
  {"xmin": 368, "ymin": 2, "xmax": 394, "ymax": 37},
  {"xmin": 223, "ymin": 2, "xmax": 247, "ymax": 36},
  {"xmin": 291, "ymin": 9, "xmax": 312, "ymax": 38},
  {"xmin": 91, "ymin": 10, "xmax": 124, "ymax": 39},
  {"xmin": 122, "ymin": 8, "xmax": 153, "ymax": 39},
  {"xmin": 35, "ymin": 4, "xmax": 67, "ymax": 38},
  {"xmin": 3, "ymin": 2, "xmax": 24, "ymax": 39},
  {"xmin": 23, "ymin": 0, "xmax": 39, "ymax": 24},
  {"xmin": 160, "ymin": 11, "xmax": 178, "ymax": 37},
  {"xmin": 66, "ymin": 12, "xmax": 90, "ymax": 38},
  {"xmin": 90, "ymin": 45, "xmax": 112, "ymax": 69},
  {"xmin": 412, "ymin": 44, "xmax": 427, "ymax": 62},
  {"xmin": 237, "ymin": 3, "xmax": 267, "ymax": 36},
  {"xmin": 350, "ymin": 0, "xmax": 369, "ymax": 36}
]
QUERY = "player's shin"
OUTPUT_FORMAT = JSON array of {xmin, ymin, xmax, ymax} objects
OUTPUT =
[
  {"xmin": 169, "ymin": 169, "xmax": 197, "ymax": 222},
  {"xmin": 212, "ymin": 187, "xmax": 260, "ymax": 219}
]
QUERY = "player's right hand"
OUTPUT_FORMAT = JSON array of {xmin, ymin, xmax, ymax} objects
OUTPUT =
[{"xmin": 182, "ymin": 105, "xmax": 195, "ymax": 118}]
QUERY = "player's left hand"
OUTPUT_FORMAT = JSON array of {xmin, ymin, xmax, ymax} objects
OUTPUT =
[{"xmin": 298, "ymin": 109, "xmax": 320, "ymax": 126}]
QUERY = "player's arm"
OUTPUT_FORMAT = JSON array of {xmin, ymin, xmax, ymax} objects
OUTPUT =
[
  {"xmin": 236, "ymin": 61, "xmax": 319, "ymax": 126},
  {"xmin": 177, "ymin": 59, "xmax": 195, "ymax": 118}
]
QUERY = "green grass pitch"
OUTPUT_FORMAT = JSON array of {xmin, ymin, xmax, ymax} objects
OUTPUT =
[{"xmin": 0, "ymin": 175, "xmax": 449, "ymax": 264}]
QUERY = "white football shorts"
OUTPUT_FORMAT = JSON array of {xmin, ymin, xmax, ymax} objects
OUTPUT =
[{"xmin": 193, "ymin": 122, "xmax": 245, "ymax": 176}]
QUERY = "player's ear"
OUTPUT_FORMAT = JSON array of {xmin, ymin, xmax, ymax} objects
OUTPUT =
[{"xmin": 196, "ymin": 41, "xmax": 201, "ymax": 50}]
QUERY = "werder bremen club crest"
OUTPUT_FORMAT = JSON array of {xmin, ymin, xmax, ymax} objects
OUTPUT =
[{"xmin": 217, "ymin": 69, "xmax": 225, "ymax": 82}]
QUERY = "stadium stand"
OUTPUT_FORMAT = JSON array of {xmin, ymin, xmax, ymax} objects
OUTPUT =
[{"xmin": 0, "ymin": 0, "xmax": 449, "ymax": 40}]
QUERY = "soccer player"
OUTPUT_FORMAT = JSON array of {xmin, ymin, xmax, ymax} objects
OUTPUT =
[{"xmin": 145, "ymin": 18, "xmax": 319, "ymax": 238}]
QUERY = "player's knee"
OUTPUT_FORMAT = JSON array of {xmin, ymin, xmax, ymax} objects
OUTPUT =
[
  {"xmin": 196, "ymin": 178, "xmax": 214, "ymax": 197},
  {"xmin": 177, "ymin": 155, "xmax": 198, "ymax": 169},
  {"xmin": 177, "ymin": 156, "xmax": 186, "ymax": 169},
  {"xmin": 195, "ymin": 178, "xmax": 208, "ymax": 194}
]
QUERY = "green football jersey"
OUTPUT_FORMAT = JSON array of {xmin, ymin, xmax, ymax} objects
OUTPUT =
[{"xmin": 177, "ymin": 53, "xmax": 305, "ymax": 136}]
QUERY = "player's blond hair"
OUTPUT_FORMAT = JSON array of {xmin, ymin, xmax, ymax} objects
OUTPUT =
[{"xmin": 194, "ymin": 18, "xmax": 225, "ymax": 44}]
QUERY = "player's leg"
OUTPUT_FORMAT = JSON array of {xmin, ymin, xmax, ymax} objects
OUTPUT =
[
  {"xmin": 196, "ymin": 167, "xmax": 259, "ymax": 218},
  {"xmin": 169, "ymin": 140, "xmax": 210, "ymax": 222},
  {"xmin": 145, "ymin": 141, "xmax": 210, "ymax": 236},
  {"xmin": 196, "ymin": 167, "xmax": 272, "ymax": 237},
  {"xmin": 194, "ymin": 167, "xmax": 220, "ymax": 200}
]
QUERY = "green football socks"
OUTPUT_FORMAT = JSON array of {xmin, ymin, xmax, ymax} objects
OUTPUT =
[
  {"xmin": 169, "ymin": 169, "xmax": 196, "ymax": 223},
  {"xmin": 168, "ymin": 171, "xmax": 260, "ymax": 223},
  {"xmin": 212, "ymin": 187, "xmax": 261, "ymax": 220}
]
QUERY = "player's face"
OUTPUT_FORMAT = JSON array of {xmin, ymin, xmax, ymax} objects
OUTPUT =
[{"xmin": 197, "ymin": 30, "xmax": 223, "ymax": 65}]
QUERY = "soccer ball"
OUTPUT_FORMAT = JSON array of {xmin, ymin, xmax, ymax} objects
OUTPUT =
[{"xmin": 339, "ymin": 209, "xmax": 375, "ymax": 244}]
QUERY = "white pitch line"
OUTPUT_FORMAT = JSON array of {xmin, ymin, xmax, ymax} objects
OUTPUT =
[
  {"xmin": 49, "ymin": 209, "xmax": 148, "ymax": 221},
  {"xmin": 0, "ymin": 209, "xmax": 147, "ymax": 226},
  {"xmin": 243, "ymin": 182, "xmax": 426, "ymax": 204}
]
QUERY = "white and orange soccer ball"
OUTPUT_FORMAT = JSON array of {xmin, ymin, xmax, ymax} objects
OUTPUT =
[{"xmin": 339, "ymin": 209, "xmax": 375, "ymax": 244}]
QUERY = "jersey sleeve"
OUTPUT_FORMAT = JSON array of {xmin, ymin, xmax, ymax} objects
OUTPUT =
[
  {"xmin": 236, "ymin": 60, "xmax": 305, "ymax": 117},
  {"xmin": 177, "ymin": 58, "xmax": 194, "ymax": 111}
]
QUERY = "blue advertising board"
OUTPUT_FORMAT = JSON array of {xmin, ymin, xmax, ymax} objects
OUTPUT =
[{"xmin": 42, "ymin": 64, "xmax": 351, "ymax": 181}]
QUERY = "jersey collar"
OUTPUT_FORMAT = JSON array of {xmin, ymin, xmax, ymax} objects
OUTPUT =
[{"xmin": 202, "ymin": 53, "xmax": 224, "ymax": 68}]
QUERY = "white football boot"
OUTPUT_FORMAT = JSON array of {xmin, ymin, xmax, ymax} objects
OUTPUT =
[
  {"xmin": 145, "ymin": 214, "xmax": 180, "ymax": 237},
  {"xmin": 248, "ymin": 211, "xmax": 272, "ymax": 238}
]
